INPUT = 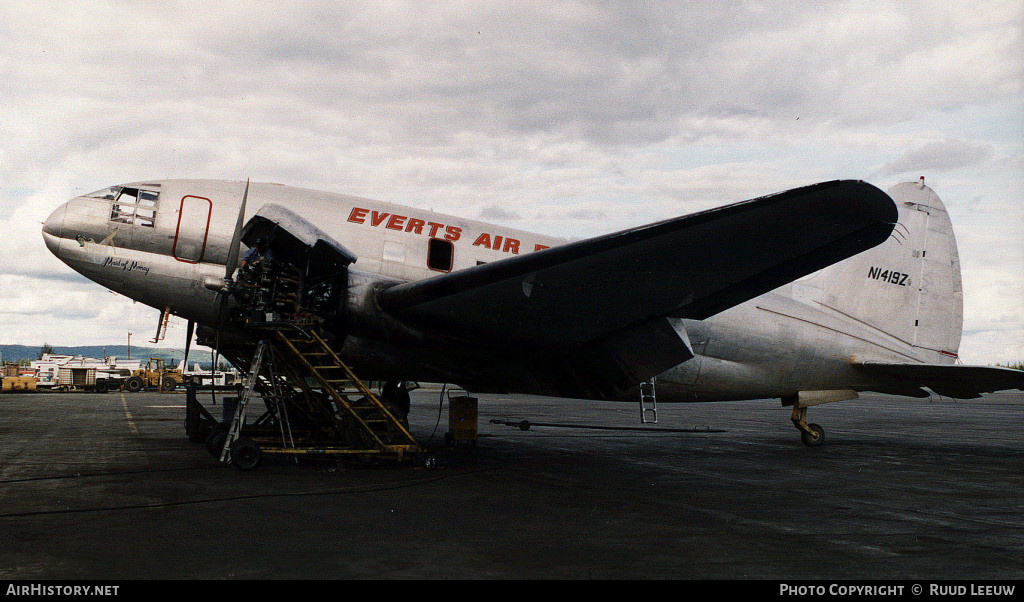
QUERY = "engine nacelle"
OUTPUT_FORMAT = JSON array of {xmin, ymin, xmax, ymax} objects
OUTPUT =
[{"xmin": 343, "ymin": 268, "xmax": 431, "ymax": 343}]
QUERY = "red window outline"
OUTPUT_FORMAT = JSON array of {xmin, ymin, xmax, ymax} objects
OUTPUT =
[
  {"xmin": 172, "ymin": 195, "xmax": 213, "ymax": 264},
  {"xmin": 426, "ymin": 238, "xmax": 454, "ymax": 273}
]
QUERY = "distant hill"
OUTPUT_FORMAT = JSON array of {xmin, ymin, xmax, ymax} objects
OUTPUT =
[{"xmin": 0, "ymin": 344, "xmax": 221, "ymax": 366}]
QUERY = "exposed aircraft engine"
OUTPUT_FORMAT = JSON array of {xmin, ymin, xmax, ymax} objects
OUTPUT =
[{"xmin": 229, "ymin": 204, "xmax": 423, "ymax": 344}]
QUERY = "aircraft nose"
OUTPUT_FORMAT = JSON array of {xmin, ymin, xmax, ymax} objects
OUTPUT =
[{"xmin": 41, "ymin": 202, "xmax": 68, "ymax": 254}]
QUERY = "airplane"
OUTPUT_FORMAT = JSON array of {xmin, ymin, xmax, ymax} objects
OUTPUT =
[{"xmin": 41, "ymin": 176, "xmax": 1024, "ymax": 447}]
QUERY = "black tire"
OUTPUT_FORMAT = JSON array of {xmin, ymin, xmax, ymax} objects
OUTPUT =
[
  {"xmin": 801, "ymin": 423, "xmax": 825, "ymax": 447},
  {"xmin": 124, "ymin": 376, "xmax": 145, "ymax": 393},
  {"xmin": 161, "ymin": 377, "xmax": 177, "ymax": 392},
  {"xmin": 210, "ymin": 433, "xmax": 228, "ymax": 460},
  {"xmin": 382, "ymin": 381, "xmax": 411, "ymax": 430},
  {"xmin": 94, "ymin": 380, "xmax": 108, "ymax": 394},
  {"xmin": 230, "ymin": 438, "xmax": 262, "ymax": 470},
  {"xmin": 205, "ymin": 423, "xmax": 230, "ymax": 457}
]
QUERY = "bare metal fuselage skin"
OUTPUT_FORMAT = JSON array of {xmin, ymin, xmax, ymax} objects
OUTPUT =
[{"xmin": 42, "ymin": 179, "xmax": 959, "ymax": 403}]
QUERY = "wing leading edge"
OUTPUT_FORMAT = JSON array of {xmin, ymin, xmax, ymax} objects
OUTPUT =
[{"xmin": 379, "ymin": 180, "xmax": 898, "ymax": 347}]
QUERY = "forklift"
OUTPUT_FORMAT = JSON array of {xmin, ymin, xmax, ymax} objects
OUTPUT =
[{"xmin": 121, "ymin": 357, "xmax": 188, "ymax": 392}]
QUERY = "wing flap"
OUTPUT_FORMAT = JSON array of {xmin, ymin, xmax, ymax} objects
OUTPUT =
[
  {"xmin": 855, "ymin": 362, "xmax": 1024, "ymax": 399},
  {"xmin": 380, "ymin": 180, "xmax": 897, "ymax": 345}
]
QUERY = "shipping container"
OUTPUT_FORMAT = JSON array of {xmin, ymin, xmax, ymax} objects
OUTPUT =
[{"xmin": 57, "ymin": 367, "xmax": 97, "ymax": 388}]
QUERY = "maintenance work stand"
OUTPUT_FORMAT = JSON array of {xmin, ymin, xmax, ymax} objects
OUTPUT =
[
  {"xmin": 185, "ymin": 250, "xmax": 426, "ymax": 470},
  {"xmin": 186, "ymin": 325, "xmax": 424, "ymax": 470}
]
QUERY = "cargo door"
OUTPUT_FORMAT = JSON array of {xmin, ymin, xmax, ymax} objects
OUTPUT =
[{"xmin": 172, "ymin": 195, "xmax": 213, "ymax": 263}]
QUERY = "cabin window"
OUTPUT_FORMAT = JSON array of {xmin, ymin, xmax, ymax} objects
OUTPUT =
[
  {"xmin": 109, "ymin": 187, "xmax": 158, "ymax": 227},
  {"xmin": 427, "ymin": 238, "xmax": 454, "ymax": 272}
]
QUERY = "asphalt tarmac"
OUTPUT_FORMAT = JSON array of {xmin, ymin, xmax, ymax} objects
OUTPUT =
[{"xmin": 0, "ymin": 388, "xmax": 1020, "ymax": 580}]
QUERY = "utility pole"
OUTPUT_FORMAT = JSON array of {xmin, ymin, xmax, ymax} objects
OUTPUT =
[{"xmin": 127, "ymin": 332, "xmax": 132, "ymax": 360}]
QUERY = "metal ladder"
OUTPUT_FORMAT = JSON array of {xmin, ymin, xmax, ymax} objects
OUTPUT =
[
  {"xmin": 259, "ymin": 344, "xmax": 297, "ymax": 452},
  {"xmin": 274, "ymin": 329, "xmax": 421, "ymax": 455},
  {"xmin": 219, "ymin": 339, "xmax": 269, "ymax": 463},
  {"xmin": 639, "ymin": 378, "xmax": 658, "ymax": 424}
]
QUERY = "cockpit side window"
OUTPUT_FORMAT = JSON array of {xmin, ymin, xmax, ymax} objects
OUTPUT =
[
  {"xmin": 85, "ymin": 186, "xmax": 120, "ymax": 200},
  {"xmin": 109, "ymin": 187, "xmax": 158, "ymax": 227}
]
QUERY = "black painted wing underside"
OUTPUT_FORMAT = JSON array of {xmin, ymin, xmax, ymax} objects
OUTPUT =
[
  {"xmin": 380, "ymin": 180, "xmax": 899, "ymax": 347},
  {"xmin": 855, "ymin": 362, "xmax": 1024, "ymax": 398}
]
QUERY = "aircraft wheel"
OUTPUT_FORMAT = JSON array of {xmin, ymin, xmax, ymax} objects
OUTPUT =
[
  {"xmin": 381, "ymin": 381, "xmax": 411, "ymax": 430},
  {"xmin": 801, "ymin": 423, "xmax": 825, "ymax": 447},
  {"xmin": 230, "ymin": 438, "xmax": 262, "ymax": 470},
  {"xmin": 124, "ymin": 376, "xmax": 144, "ymax": 393}
]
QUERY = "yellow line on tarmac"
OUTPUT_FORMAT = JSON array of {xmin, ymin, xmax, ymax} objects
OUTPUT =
[{"xmin": 120, "ymin": 391, "xmax": 139, "ymax": 436}]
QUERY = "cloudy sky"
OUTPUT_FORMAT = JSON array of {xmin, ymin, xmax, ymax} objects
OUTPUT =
[{"xmin": 0, "ymin": 1, "xmax": 1021, "ymax": 364}]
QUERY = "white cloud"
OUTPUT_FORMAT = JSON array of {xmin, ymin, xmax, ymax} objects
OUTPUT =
[
  {"xmin": 0, "ymin": 1, "xmax": 1020, "ymax": 365},
  {"xmin": 878, "ymin": 139, "xmax": 996, "ymax": 176}
]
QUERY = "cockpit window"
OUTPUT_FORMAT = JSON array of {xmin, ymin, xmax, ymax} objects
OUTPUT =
[
  {"xmin": 85, "ymin": 186, "xmax": 120, "ymax": 200},
  {"xmin": 110, "ymin": 187, "xmax": 158, "ymax": 227}
]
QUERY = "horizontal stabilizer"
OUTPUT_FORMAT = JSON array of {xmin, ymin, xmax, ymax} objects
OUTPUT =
[
  {"xmin": 855, "ymin": 362, "xmax": 1024, "ymax": 399},
  {"xmin": 380, "ymin": 180, "xmax": 897, "ymax": 346}
]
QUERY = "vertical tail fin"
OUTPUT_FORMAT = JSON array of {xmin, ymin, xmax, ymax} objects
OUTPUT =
[{"xmin": 803, "ymin": 179, "xmax": 963, "ymax": 363}]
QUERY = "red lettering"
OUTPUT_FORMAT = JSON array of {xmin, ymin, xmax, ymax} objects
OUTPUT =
[
  {"xmin": 473, "ymin": 233, "xmax": 492, "ymax": 248},
  {"xmin": 370, "ymin": 211, "xmax": 390, "ymax": 227},
  {"xmin": 427, "ymin": 222, "xmax": 445, "ymax": 238},
  {"xmin": 347, "ymin": 207, "xmax": 369, "ymax": 224},
  {"xmin": 405, "ymin": 218, "xmax": 425, "ymax": 234},
  {"xmin": 386, "ymin": 214, "xmax": 407, "ymax": 231},
  {"xmin": 503, "ymin": 238, "xmax": 520, "ymax": 254},
  {"xmin": 492, "ymin": 235, "xmax": 503, "ymax": 250},
  {"xmin": 534, "ymin": 244, "xmax": 550, "ymax": 252},
  {"xmin": 444, "ymin": 225, "xmax": 462, "ymax": 242}
]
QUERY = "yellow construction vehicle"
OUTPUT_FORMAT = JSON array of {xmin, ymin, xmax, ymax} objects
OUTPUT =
[{"xmin": 122, "ymin": 357, "xmax": 187, "ymax": 392}]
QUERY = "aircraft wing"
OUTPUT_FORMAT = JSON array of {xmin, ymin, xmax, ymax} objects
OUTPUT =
[
  {"xmin": 379, "ymin": 180, "xmax": 897, "ymax": 346},
  {"xmin": 855, "ymin": 362, "xmax": 1024, "ymax": 399}
]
